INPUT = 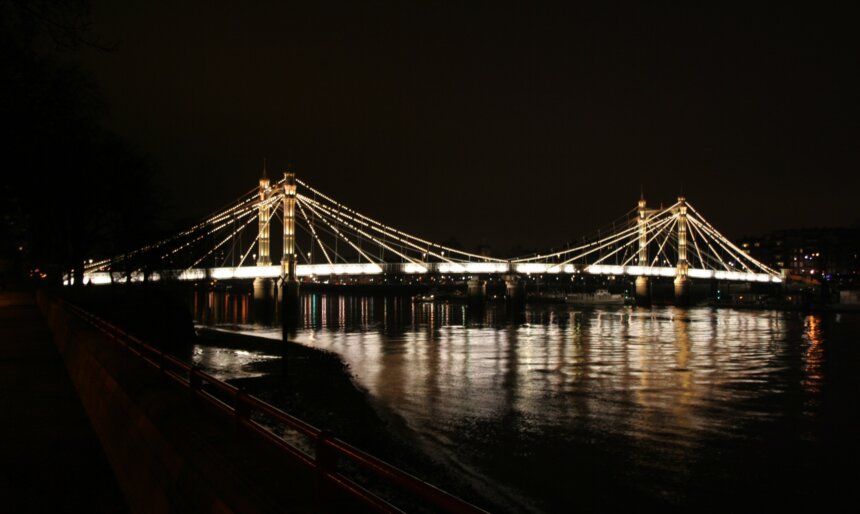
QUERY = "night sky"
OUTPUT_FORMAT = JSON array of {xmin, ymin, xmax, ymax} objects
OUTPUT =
[{"xmin": 80, "ymin": 1, "xmax": 860, "ymax": 255}]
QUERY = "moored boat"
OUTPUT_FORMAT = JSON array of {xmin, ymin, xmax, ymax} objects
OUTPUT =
[
  {"xmin": 565, "ymin": 289, "xmax": 625, "ymax": 305},
  {"xmin": 412, "ymin": 290, "xmax": 467, "ymax": 303}
]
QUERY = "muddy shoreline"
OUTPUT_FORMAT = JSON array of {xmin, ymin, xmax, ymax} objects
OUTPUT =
[{"xmin": 193, "ymin": 327, "xmax": 502, "ymax": 513}]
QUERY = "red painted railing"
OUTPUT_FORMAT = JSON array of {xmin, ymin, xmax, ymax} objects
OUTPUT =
[{"xmin": 59, "ymin": 298, "xmax": 489, "ymax": 514}]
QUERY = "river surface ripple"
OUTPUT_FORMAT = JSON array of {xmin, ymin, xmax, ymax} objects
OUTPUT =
[{"xmin": 194, "ymin": 295, "xmax": 859, "ymax": 513}]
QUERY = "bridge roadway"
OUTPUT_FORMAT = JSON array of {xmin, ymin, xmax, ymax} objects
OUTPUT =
[{"xmin": 80, "ymin": 262, "xmax": 783, "ymax": 285}]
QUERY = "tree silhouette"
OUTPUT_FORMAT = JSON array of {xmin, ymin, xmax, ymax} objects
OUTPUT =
[{"xmin": 1, "ymin": 0, "xmax": 159, "ymax": 286}]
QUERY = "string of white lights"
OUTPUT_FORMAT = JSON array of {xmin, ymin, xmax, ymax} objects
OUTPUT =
[
  {"xmin": 589, "ymin": 226, "xmax": 654, "ymax": 267},
  {"xmin": 297, "ymin": 179, "xmax": 505, "ymax": 262},
  {"xmin": 685, "ymin": 203, "xmax": 779, "ymax": 276},
  {"xmin": 687, "ymin": 214, "xmax": 707, "ymax": 269},
  {"xmin": 83, "ymin": 171, "xmax": 784, "ymax": 285},
  {"xmin": 296, "ymin": 196, "xmax": 334, "ymax": 265},
  {"xmin": 294, "ymin": 212, "xmax": 350, "ymax": 263},
  {"xmin": 687, "ymin": 216, "xmax": 757, "ymax": 274},
  {"xmin": 513, "ymin": 221, "xmax": 640, "ymax": 263},
  {"xmin": 686, "ymin": 218, "xmax": 731, "ymax": 271},
  {"xmin": 158, "ymin": 196, "xmax": 269, "ymax": 265},
  {"xmin": 301, "ymin": 195, "xmax": 426, "ymax": 265},
  {"xmin": 620, "ymin": 215, "xmax": 679, "ymax": 267},
  {"xmin": 233, "ymin": 195, "xmax": 281, "ymax": 269},
  {"xmin": 87, "ymin": 179, "xmax": 284, "ymax": 274},
  {"xmin": 300, "ymin": 193, "xmax": 448, "ymax": 263},
  {"xmin": 649, "ymin": 217, "xmax": 679, "ymax": 268},
  {"xmin": 297, "ymin": 196, "xmax": 381, "ymax": 265},
  {"xmin": 189, "ymin": 212, "xmax": 259, "ymax": 270},
  {"xmin": 295, "ymin": 196, "xmax": 373, "ymax": 264},
  {"xmin": 554, "ymin": 215, "xmax": 675, "ymax": 267},
  {"xmin": 512, "ymin": 201, "xmax": 679, "ymax": 263},
  {"xmin": 658, "ymin": 230, "xmax": 680, "ymax": 268},
  {"xmin": 300, "ymin": 195, "xmax": 449, "ymax": 264}
]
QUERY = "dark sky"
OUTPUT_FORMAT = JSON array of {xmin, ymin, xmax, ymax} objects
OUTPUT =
[{"xmin": 80, "ymin": 1, "xmax": 860, "ymax": 254}]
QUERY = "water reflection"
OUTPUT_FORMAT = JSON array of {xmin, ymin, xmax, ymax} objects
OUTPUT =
[
  {"xmin": 193, "ymin": 292, "xmax": 855, "ymax": 512},
  {"xmin": 192, "ymin": 288, "xmax": 251, "ymax": 325},
  {"xmin": 192, "ymin": 345, "xmax": 277, "ymax": 381},
  {"xmin": 803, "ymin": 315, "xmax": 824, "ymax": 394}
]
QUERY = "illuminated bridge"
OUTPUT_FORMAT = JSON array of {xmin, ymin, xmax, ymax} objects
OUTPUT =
[{"xmin": 78, "ymin": 171, "xmax": 783, "ymax": 303}]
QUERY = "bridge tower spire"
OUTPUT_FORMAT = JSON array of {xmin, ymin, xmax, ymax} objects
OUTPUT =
[
  {"xmin": 635, "ymin": 196, "xmax": 651, "ymax": 305},
  {"xmin": 674, "ymin": 195, "xmax": 691, "ymax": 304}
]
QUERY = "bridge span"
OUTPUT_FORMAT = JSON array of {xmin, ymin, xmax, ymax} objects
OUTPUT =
[
  {"xmin": 77, "ymin": 169, "xmax": 784, "ymax": 309},
  {"xmin": 81, "ymin": 263, "xmax": 780, "ymax": 285}
]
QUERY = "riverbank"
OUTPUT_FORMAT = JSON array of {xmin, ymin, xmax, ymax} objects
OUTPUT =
[
  {"xmin": 195, "ymin": 327, "xmax": 398, "ymax": 452},
  {"xmin": 193, "ymin": 327, "xmax": 499, "ymax": 513},
  {"xmin": 49, "ymin": 285, "xmax": 495, "ymax": 510}
]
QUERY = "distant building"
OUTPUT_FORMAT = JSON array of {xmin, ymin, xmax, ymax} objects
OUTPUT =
[{"xmin": 738, "ymin": 228, "xmax": 860, "ymax": 288}]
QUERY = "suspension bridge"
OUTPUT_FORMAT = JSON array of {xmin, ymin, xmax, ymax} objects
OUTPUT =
[{"xmin": 76, "ymin": 170, "xmax": 783, "ymax": 305}]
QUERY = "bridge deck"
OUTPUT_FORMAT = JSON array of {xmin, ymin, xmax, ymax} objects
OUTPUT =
[{"xmin": 79, "ymin": 263, "xmax": 782, "ymax": 285}]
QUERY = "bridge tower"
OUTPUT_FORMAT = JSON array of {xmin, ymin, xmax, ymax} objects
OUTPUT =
[
  {"xmin": 280, "ymin": 171, "xmax": 300, "ymax": 327},
  {"xmin": 253, "ymin": 171, "xmax": 275, "ymax": 324},
  {"xmin": 257, "ymin": 175, "xmax": 272, "ymax": 267},
  {"xmin": 674, "ymin": 196, "xmax": 691, "ymax": 305},
  {"xmin": 634, "ymin": 196, "xmax": 651, "ymax": 305}
]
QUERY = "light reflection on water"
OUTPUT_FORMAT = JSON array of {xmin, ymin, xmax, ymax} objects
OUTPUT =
[
  {"xmin": 194, "ymin": 292, "xmax": 857, "ymax": 512},
  {"xmin": 192, "ymin": 343, "xmax": 279, "ymax": 380}
]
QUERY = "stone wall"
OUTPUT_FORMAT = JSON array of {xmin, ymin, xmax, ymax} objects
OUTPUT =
[{"xmin": 36, "ymin": 292, "xmax": 327, "ymax": 514}]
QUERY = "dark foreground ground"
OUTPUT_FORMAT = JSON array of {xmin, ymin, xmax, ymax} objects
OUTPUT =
[
  {"xmin": 0, "ymin": 291, "xmax": 128, "ymax": 513},
  {"xmin": 54, "ymin": 285, "xmax": 494, "ymax": 512}
]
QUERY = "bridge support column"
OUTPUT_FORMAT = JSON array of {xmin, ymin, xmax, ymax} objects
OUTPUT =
[
  {"xmin": 674, "ymin": 196, "xmax": 691, "ymax": 306},
  {"xmin": 636, "ymin": 196, "xmax": 652, "ymax": 306},
  {"xmin": 673, "ymin": 276, "xmax": 691, "ymax": 305},
  {"xmin": 504, "ymin": 274, "xmax": 525, "ymax": 307},
  {"xmin": 281, "ymin": 171, "xmax": 301, "ymax": 331},
  {"xmin": 257, "ymin": 174, "xmax": 272, "ymax": 267},
  {"xmin": 467, "ymin": 278, "xmax": 486, "ymax": 303},
  {"xmin": 252, "ymin": 167, "xmax": 276, "ymax": 325},
  {"xmin": 253, "ymin": 277, "xmax": 274, "ymax": 325},
  {"xmin": 635, "ymin": 276, "xmax": 651, "ymax": 306},
  {"xmin": 279, "ymin": 278, "xmax": 300, "ymax": 330}
]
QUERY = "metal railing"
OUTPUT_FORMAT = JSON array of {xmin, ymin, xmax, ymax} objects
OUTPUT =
[{"xmin": 58, "ymin": 298, "xmax": 489, "ymax": 514}]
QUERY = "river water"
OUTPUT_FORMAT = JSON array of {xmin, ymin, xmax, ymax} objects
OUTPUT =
[{"xmin": 192, "ymin": 293, "xmax": 859, "ymax": 513}]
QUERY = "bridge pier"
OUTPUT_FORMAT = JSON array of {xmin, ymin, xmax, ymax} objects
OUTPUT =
[
  {"xmin": 635, "ymin": 276, "xmax": 651, "ymax": 306},
  {"xmin": 253, "ymin": 277, "xmax": 275, "ymax": 325},
  {"xmin": 504, "ymin": 274, "xmax": 525, "ymax": 307},
  {"xmin": 673, "ymin": 276, "xmax": 691, "ymax": 306},
  {"xmin": 467, "ymin": 278, "xmax": 486, "ymax": 306},
  {"xmin": 279, "ymin": 278, "xmax": 300, "ymax": 330}
]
